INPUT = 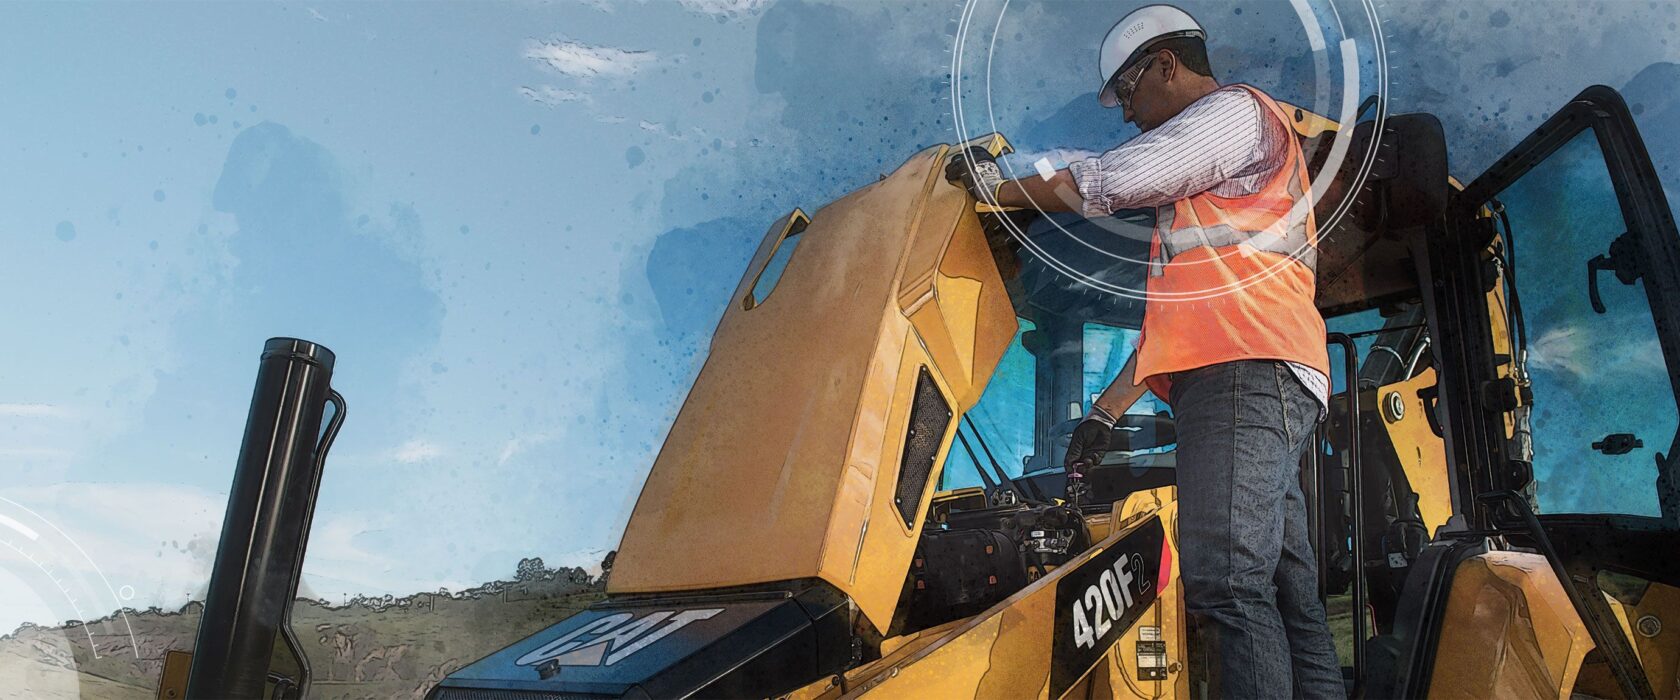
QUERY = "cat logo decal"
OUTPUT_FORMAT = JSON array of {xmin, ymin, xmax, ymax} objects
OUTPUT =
[{"xmin": 516, "ymin": 608, "xmax": 723, "ymax": 668}]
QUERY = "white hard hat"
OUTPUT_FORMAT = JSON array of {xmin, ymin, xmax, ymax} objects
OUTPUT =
[{"xmin": 1097, "ymin": 4, "xmax": 1206, "ymax": 108}]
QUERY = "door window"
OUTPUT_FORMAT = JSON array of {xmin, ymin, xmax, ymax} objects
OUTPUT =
[{"xmin": 1491, "ymin": 130, "xmax": 1677, "ymax": 517}]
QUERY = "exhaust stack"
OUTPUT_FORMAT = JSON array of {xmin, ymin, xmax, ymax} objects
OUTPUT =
[{"xmin": 187, "ymin": 338, "xmax": 345, "ymax": 699}]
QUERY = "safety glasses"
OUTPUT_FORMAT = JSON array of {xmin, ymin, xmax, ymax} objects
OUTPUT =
[{"xmin": 1114, "ymin": 54, "xmax": 1156, "ymax": 110}]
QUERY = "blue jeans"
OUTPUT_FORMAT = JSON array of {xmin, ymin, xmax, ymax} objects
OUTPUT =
[{"xmin": 1169, "ymin": 360, "xmax": 1344, "ymax": 699}]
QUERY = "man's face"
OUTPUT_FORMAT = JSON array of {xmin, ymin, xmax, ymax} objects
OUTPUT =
[{"xmin": 1122, "ymin": 50, "xmax": 1173, "ymax": 132}]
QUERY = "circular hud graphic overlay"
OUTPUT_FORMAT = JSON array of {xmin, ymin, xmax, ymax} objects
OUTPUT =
[
  {"xmin": 949, "ymin": 0, "xmax": 1390, "ymax": 302},
  {"xmin": 0, "ymin": 495, "xmax": 138, "ymax": 690}
]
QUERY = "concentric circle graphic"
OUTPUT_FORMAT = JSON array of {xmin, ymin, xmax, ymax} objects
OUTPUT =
[
  {"xmin": 949, "ymin": 0, "xmax": 1391, "ymax": 302},
  {"xmin": 0, "ymin": 495, "xmax": 138, "ymax": 682}
]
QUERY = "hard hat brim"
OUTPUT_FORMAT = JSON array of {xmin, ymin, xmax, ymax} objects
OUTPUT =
[{"xmin": 1093, "ymin": 28, "xmax": 1207, "ymax": 109}]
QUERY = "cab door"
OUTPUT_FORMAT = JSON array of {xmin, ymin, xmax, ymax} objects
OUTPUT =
[{"xmin": 1456, "ymin": 85, "xmax": 1680, "ymax": 699}]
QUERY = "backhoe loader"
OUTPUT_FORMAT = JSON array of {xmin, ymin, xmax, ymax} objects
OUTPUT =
[{"xmin": 184, "ymin": 85, "xmax": 1680, "ymax": 700}]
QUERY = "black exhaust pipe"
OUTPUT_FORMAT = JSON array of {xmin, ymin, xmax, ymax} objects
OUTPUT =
[{"xmin": 187, "ymin": 338, "xmax": 346, "ymax": 699}]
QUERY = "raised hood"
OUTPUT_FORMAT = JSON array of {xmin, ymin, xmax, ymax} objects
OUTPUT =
[{"xmin": 608, "ymin": 135, "xmax": 1018, "ymax": 631}]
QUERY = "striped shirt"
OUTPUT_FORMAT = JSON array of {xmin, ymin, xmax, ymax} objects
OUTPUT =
[{"xmin": 1067, "ymin": 85, "xmax": 1330, "ymax": 416}]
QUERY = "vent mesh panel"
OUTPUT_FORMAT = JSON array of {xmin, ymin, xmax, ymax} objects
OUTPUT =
[{"xmin": 894, "ymin": 367, "xmax": 953, "ymax": 525}]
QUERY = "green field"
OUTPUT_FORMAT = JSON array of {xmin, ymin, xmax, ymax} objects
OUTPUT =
[{"xmin": 1326, "ymin": 593, "xmax": 1357, "ymax": 668}]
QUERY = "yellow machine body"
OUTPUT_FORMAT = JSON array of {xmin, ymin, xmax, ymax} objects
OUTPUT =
[
  {"xmin": 1426, "ymin": 553, "xmax": 1680, "ymax": 699},
  {"xmin": 786, "ymin": 488, "xmax": 1189, "ymax": 700},
  {"xmin": 611, "ymin": 136, "xmax": 1018, "ymax": 631},
  {"xmin": 1427, "ymin": 552, "xmax": 1597, "ymax": 699},
  {"xmin": 608, "ymin": 117, "xmax": 1637, "ymax": 697}
]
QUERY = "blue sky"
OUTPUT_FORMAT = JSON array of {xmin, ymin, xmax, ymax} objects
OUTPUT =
[{"xmin": 3, "ymin": 0, "xmax": 1679, "ymax": 633}]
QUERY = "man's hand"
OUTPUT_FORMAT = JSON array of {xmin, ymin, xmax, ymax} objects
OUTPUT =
[
  {"xmin": 1065, "ymin": 405, "xmax": 1117, "ymax": 470},
  {"xmin": 944, "ymin": 146, "xmax": 1006, "ymax": 205}
]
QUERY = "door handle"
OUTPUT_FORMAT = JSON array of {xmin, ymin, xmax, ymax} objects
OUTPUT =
[
  {"xmin": 1586, "ymin": 232, "xmax": 1643, "ymax": 314},
  {"xmin": 1591, "ymin": 433, "xmax": 1642, "ymax": 455}
]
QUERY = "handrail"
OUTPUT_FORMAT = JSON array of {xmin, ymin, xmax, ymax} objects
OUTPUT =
[{"xmin": 1326, "ymin": 333, "xmax": 1367, "ymax": 695}]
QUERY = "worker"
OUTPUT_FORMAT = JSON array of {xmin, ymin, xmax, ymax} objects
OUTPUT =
[{"xmin": 945, "ymin": 5, "xmax": 1342, "ymax": 698}]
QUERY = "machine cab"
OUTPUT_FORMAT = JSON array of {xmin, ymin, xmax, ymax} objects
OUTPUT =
[
  {"xmin": 924, "ymin": 84, "xmax": 1680, "ymax": 698},
  {"xmin": 1404, "ymin": 85, "xmax": 1680, "ymax": 700}
]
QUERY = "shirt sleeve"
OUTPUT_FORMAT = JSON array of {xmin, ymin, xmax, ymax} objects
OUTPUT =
[{"xmin": 1068, "ymin": 88, "xmax": 1282, "ymax": 217}]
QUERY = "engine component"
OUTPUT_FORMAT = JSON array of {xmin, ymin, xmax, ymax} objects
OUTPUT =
[{"xmin": 904, "ymin": 528, "xmax": 1029, "ymax": 631}]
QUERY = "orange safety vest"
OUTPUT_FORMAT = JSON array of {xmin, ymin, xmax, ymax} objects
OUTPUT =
[{"xmin": 1135, "ymin": 84, "xmax": 1329, "ymax": 401}]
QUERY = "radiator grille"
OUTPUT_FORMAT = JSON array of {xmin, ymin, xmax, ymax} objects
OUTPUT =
[{"xmin": 894, "ymin": 367, "xmax": 953, "ymax": 526}]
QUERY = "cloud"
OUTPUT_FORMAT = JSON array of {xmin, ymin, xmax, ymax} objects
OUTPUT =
[
  {"xmin": 0, "ymin": 481, "xmax": 459, "ymax": 631},
  {"xmin": 496, "ymin": 432, "xmax": 556, "ymax": 465},
  {"xmin": 0, "ymin": 482, "xmax": 225, "ymax": 631},
  {"xmin": 523, "ymin": 39, "xmax": 654, "ymax": 80},
  {"xmin": 391, "ymin": 439, "xmax": 443, "ymax": 464},
  {"xmin": 636, "ymin": 120, "xmax": 701, "ymax": 142},
  {"xmin": 1528, "ymin": 323, "xmax": 1665, "ymax": 380},
  {"xmin": 1528, "ymin": 325, "xmax": 1587, "ymax": 376},
  {"xmin": 292, "ymin": 513, "xmax": 450, "ymax": 600},
  {"xmin": 519, "ymin": 85, "xmax": 591, "ymax": 107},
  {"xmin": 549, "ymin": 547, "xmax": 612, "ymax": 576},
  {"xmin": 679, "ymin": 0, "xmax": 770, "ymax": 18},
  {"xmin": 0, "ymin": 403, "xmax": 67, "ymax": 418}
]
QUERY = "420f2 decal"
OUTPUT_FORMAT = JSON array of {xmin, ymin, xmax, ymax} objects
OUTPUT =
[{"xmin": 1050, "ymin": 517, "xmax": 1169, "ymax": 698}]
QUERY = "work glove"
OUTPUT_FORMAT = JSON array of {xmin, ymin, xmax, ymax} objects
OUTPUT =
[
  {"xmin": 944, "ymin": 146, "xmax": 1006, "ymax": 206},
  {"xmin": 1064, "ymin": 405, "xmax": 1116, "ymax": 470}
]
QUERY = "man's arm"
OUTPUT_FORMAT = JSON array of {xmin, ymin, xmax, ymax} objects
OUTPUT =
[
  {"xmin": 1064, "ymin": 351, "xmax": 1148, "ymax": 469},
  {"xmin": 992, "ymin": 170, "xmax": 1083, "ymax": 212},
  {"xmin": 943, "ymin": 150, "xmax": 1084, "ymax": 212},
  {"xmin": 1092, "ymin": 351, "xmax": 1147, "ymax": 417},
  {"xmin": 951, "ymin": 89, "xmax": 1276, "ymax": 217},
  {"xmin": 1071, "ymin": 88, "xmax": 1275, "ymax": 217}
]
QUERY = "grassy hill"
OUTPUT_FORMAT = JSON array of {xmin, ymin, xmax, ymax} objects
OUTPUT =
[{"xmin": 0, "ymin": 568, "xmax": 603, "ymax": 700}]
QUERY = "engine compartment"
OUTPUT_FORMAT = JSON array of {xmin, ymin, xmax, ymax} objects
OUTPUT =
[{"xmin": 893, "ymin": 500, "xmax": 1094, "ymax": 636}]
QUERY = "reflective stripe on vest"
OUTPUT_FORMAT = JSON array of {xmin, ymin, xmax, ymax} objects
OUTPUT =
[
  {"xmin": 1146, "ymin": 105, "xmax": 1315, "ymax": 278},
  {"xmin": 1148, "ymin": 207, "xmax": 1316, "ymax": 278}
]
